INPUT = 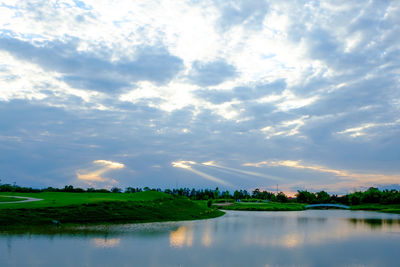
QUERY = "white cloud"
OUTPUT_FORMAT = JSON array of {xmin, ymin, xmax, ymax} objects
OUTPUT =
[
  {"xmin": 0, "ymin": 51, "xmax": 104, "ymax": 107},
  {"xmin": 337, "ymin": 119, "xmax": 400, "ymax": 138},
  {"xmin": 243, "ymin": 160, "xmax": 400, "ymax": 192},
  {"xmin": 76, "ymin": 160, "xmax": 125, "ymax": 186},
  {"xmin": 261, "ymin": 115, "xmax": 309, "ymax": 139}
]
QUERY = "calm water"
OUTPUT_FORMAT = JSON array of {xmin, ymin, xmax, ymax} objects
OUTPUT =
[{"xmin": 1, "ymin": 210, "xmax": 400, "ymax": 267}]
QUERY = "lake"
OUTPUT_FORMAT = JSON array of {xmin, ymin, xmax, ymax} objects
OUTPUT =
[{"xmin": 1, "ymin": 210, "xmax": 400, "ymax": 266}]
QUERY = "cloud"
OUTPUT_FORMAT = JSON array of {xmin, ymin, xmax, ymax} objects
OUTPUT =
[
  {"xmin": 171, "ymin": 161, "xmax": 196, "ymax": 169},
  {"xmin": 76, "ymin": 160, "xmax": 125, "ymax": 186},
  {"xmin": 0, "ymin": 1, "xmax": 399, "ymax": 193},
  {"xmin": 335, "ymin": 119, "xmax": 400, "ymax": 139},
  {"xmin": 194, "ymin": 79, "xmax": 287, "ymax": 104},
  {"xmin": 216, "ymin": 0, "xmax": 269, "ymax": 31},
  {"xmin": 201, "ymin": 161, "xmax": 284, "ymax": 182},
  {"xmin": 0, "ymin": 36, "xmax": 184, "ymax": 93},
  {"xmin": 93, "ymin": 160, "xmax": 125, "ymax": 169},
  {"xmin": 260, "ymin": 115, "xmax": 309, "ymax": 139},
  {"xmin": 188, "ymin": 59, "xmax": 237, "ymax": 87},
  {"xmin": 171, "ymin": 160, "xmax": 232, "ymax": 186},
  {"xmin": 243, "ymin": 160, "xmax": 400, "ymax": 191}
]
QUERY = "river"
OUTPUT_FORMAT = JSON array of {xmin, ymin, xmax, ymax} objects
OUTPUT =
[{"xmin": 1, "ymin": 210, "xmax": 400, "ymax": 266}]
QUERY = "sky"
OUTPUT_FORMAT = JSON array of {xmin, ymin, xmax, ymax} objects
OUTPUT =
[{"xmin": 0, "ymin": 0, "xmax": 399, "ymax": 194}]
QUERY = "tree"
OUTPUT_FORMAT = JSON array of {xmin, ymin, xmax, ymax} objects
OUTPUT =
[
  {"xmin": 111, "ymin": 187, "xmax": 122, "ymax": 193},
  {"xmin": 252, "ymin": 188, "xmax": 261, "ymax": 199},
  {"xmin": 242, "ymin": 190, "xmax": 250, "ymax": 199},
  {"xmin": 296, "ymin": 190, "xmax": 316, "ymax": 203},
  {"xmin": 190, "ymin": 188, "xmax": 197, "ymax": 199},
  {"xmin": 276, "ymin": 192, "xmax": 288, "ymax": 203},
  {"xmin": 125, "ymin": 187, "xmax": 136, "ymax": 193},
  {"xmin": 347, "ymin": 191, "xmax": 362, "ymax": 205},
  {"xmin": 233, "ymin": 190, "xmax": 241, "ymax": 200},
  {"xmin": 361, "ymin": 187, "xmax": 381, "ymax": 203},
  {"xmin": 64, "ymin": 185, "xmax": 74, "ymax": 192},
  {"xmin": 214, "ymin": 187, "xmax": 220, "ymax": 199},
  {"xmin": 164, "ymin": 188, "xmax": 172, "ymax": 195},
  {"xmin": 316, "ymin": 191, "xmax": 331, "ymax": 203}
]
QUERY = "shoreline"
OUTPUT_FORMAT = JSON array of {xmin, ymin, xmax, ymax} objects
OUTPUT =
[
  {"xmin": 0, "ymin": 192, "xmax": 224, "ymax": 227},
  {"xmin": 215, "ymin": 201, "xmax": 400, "ymax": 214},
  {"xmin": 1, "ymin": 191, "xmax": 399, "ymax": 228}
]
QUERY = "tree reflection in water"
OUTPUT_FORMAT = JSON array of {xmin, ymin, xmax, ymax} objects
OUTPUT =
[{"xmin": 348, "ymin": 218, "xmax": 400, "ymax": 230}]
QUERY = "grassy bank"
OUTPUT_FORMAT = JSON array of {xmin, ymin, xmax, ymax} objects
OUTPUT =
[
  {"xmin": 0, "ymin": 196, "xmax": 25, "ymax": 202},
  {"xmin": 216, "ymin": 202, "xmax": 306, "ymax": 211},
  {"xmin": 0, "ymin": 191, "xmax": 224, "ymax": 227},
  {"xmin": 0, "ymin": 191, "xmax": 171, "ymax": 209},
  {"xmin": 350, "ymin": 203, "xmax": 400, "ymax": 214},
  {"xmin": 214, "ymin": 200, "xmax": 400, "ymax": 214}
]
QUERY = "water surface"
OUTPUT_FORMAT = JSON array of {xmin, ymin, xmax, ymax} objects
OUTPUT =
[{"xmin": 1, "ymin": 210, "xmax": 400, "ymax": 266}]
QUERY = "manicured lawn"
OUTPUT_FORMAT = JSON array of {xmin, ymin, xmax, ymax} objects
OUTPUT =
[
  {"xmin": 0, "ymin": 191, "xmax": 225, "ymax": 227},
  {"xmin": 0, "ymin": 196, "xmax": 25, "ymax": 202},
  {"xmin": 0, "ymin": 191, "xmax": 171, "ymax": 209}
]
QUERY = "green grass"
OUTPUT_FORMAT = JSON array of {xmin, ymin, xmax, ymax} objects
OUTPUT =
[
  {"xmin": 216, "ymin": 202, "xmax": 306, "ymax": 211},
  {"xmin": 0, "ymin": 192, "xmax": 224, "ymax": 227},
  {"xmin": 212, "ymin": 200, "xmax": 400, "ymax": 213},
  {"xmin": 0, "ymin": 196, "xmax": 25, "ymax": 202},
  {"xmin": 350, "ymin": 203, "xmax": 400, "ymax": 214},
  {"xmin": 0, "ymin": 191, "xmax": 170, "ymax": 209},
  {"xmin": 213, "ymin": 199, "xmax": 234, "ymax": 203}
]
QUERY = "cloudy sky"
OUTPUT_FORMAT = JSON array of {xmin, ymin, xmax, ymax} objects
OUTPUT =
[{"xmin": 0, "ymin": 0, "xmax": 399, "ymax": 194}]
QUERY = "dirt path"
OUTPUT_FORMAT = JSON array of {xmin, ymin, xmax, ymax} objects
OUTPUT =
[{"xmin": 0, "ymin": 195, "xmax": 43, "ymax": 204}]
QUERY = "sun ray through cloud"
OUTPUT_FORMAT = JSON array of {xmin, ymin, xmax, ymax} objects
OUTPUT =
[
  {"xmin": 76, "ymin": 160, "xmax": 125, "ymax": 187},
  {"xmin": 171, "ymin": 161, "xmax": 232, "ymax": 187},
  {"xmin": 202, "ymin": 161, "xmax": 285, "ymax": 182},
  {"xmin": 243, "ymin": 160, "xmax": 400, "ymax": 191}
]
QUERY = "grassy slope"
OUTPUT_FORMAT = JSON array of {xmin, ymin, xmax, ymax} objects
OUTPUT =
[
  {"xmin": 350, "ymin": 203, "xmax": 400, "ymax": 214},
  {"xmin": 0, "ymin": 196, "xmax": 25, "ymax": 202},
  {"xmin": 0, "ymin": 191, "xmax": 169, "ymax": 209},
  {"xmin": 216, "ymin": 201, "xmax": 400, "ymax": 214},
  {"xmin": 217, "ymin": 202, "xmax": 306, "ymax": 211},
  {"xmin": 0, "ymin": 192, "xmax": 224, "ymax": 226}
]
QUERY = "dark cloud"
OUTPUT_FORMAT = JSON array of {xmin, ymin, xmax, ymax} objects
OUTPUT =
[
  {"xmin": 0, "ymin": 99, "xmax": 298, "ymax": 189},
  {"xmin": 194, "ymin": 79, "xmax": 286, "ymax": 103},
  {"xmin": 216, "ymin": 0, "xmax": 268, "ymax": 31},
  {"xmin": 301, "ymin": 76, "xmax": 397, "ymax": 117},
  {"xmin": 0, "ymin": 36, "xmax": 184, "ymax": 92},
  {"xmin": 188, "ymin": 59, "xmax": 237, "ymax": 87},
  {"xmin": 287, "ymin": 1, "xmax": 399, "ymax": 76},
  {"xmin": 1, "ymin": 1, "xmax": 399, "ymax": 193},
  {"xmin": 194, "ymin": 89, "xmax": 235, "ymax": 104},
  {"xmin": 1, "ymin": 91, "xmax": 399, "ymax": 191},
  {"xmin": 230, "ymin": 80, "xmax": 286, "ymax": 101}
]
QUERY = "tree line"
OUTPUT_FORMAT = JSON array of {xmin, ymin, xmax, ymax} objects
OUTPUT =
[{"xmin": 0, "ymin": 183, "xmax": 399, "ymax": 205}]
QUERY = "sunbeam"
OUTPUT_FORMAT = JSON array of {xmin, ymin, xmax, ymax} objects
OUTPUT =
[
  {"xmin": 171, "ymin": 161, "xmax": 232, "ymax": 186},
  {"xmin": 201, "ymin": 162, "xmax": 285, "ymax": 181},
  {"xmin": 188, "ymin": 168, "xmax": 232, "ymax": 187}
]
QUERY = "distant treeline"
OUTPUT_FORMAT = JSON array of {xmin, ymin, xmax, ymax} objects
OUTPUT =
[{"xmin": 1, "ymin": 183, "xmax": 399, "ymax": 205}]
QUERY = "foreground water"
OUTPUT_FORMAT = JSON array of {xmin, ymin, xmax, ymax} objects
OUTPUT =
[{"xmin": 1, "ymin": 210, "xmax": 400, "ymax": 267}]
